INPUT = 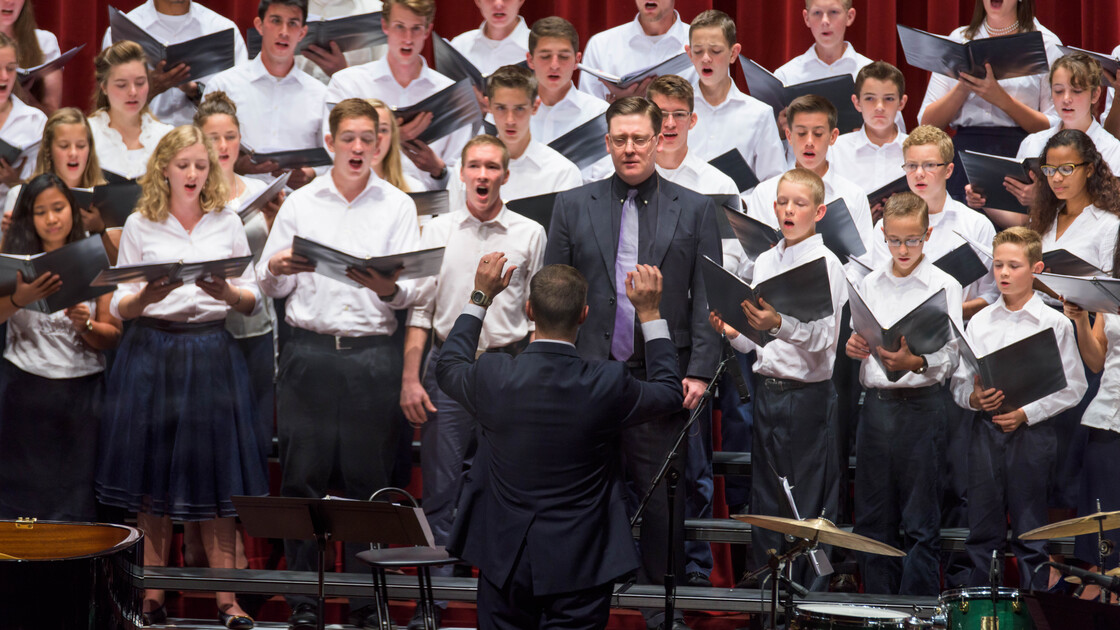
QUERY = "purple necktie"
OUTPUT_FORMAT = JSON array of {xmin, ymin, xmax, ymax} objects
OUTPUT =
[{"xmin": 612, "ymin": 189, "xmax": 639, "ymax": 361}]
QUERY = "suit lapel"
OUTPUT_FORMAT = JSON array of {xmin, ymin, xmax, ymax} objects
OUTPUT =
[
  {"xmin": 650, "ymin": 186, "xmax": 682, "ymax": 267},
  {"xmin": 588, "ymin": 184, "xmax": 618, "ymax": 279}
]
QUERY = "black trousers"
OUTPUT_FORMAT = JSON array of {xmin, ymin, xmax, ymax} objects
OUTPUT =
[{"xmin": 277, "ymin": 332, "xmax": 402, "ymax": 609}]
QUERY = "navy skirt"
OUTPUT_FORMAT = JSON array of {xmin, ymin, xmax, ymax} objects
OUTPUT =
[{"xmin": 95, "ymin": 318, "xmax": 269, "ymax": 521}]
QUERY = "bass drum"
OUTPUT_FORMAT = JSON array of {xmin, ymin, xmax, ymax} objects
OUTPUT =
[
  {"xmin": 791, "ymin": 603, "xmax": 912, "ymax": 629},
  {"xmin": 0, "ymin": 520, "xmax": 144, "ymax": 629},
  {"xmin": 936, "ymin": 587, "xmax": 1035, "ymax": 630}
]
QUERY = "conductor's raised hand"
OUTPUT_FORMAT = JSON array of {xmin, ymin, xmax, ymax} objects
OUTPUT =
[
  {"xmin": 10, "ymin": 270, "xmax": 62, "ymax": 307},
  {"xmin": 267, "ymin": 248, "xmax": 315, "ymax": 276},
  {"xmin": 625, "ymin": 264, "xmax": 662, "ymax": 322},
  {"xmin": 475, "ymin": 252, "xmax": 516, "ymax": 301},
  {"xmin": 743, "ymin": 296, "xmax": 781, "ymax": 332},
  {"xmin": 969, "ymin": 375, "xmax": 1005, "ymax": 413}
]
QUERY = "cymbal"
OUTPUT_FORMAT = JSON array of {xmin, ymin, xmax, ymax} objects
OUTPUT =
[
  {"xmin": 1020, "ymin": 511, "xmax": 1120, "ymax": 540},
  {"xmin": 732, "ymin": 514, "xmax": 905, "ymax": 557}
]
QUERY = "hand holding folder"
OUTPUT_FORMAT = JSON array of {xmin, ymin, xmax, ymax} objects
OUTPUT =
[
  {"xmin": 291, "ymin": 236, "xmax": 445, "ymax": 288},
  {"xmin": 18, "ymin": 45, "xmax": 85, "ymax": 86},
  {"xmin": 959, "ymin": 150, "xmax": 1038, "ymax": 213},
  {"xmin": 109, "ymin": 6, "xmax": 236, "ymax": 83},
  {"xmin": 577, "ymin": 53, "xmax": 693, "ymax": 90},
  {"xmin": 848, "ymin": 283, "xmax": 953, "ymax": 382},
  {"xmin": 248, "ymin": 11, "xmax": 386, "ymax": 59},
  {"xmin": 91, "ymin": 255, "xmax": 253, "ymax": 287},
  {"xmin": 0, "ymin": 236, "xmax": 114, "ymax": 313},
  {"xmin": 740, "ymin": 57, "xmax": 862, "ymax": 132},
  {"xmin": 1034, "ymin": 272, "xmax": 1120, "ymax": 314},
  {"xmin": 390, "ymin": 80, "xmax": 483, "ymax": 145},
  {"xmin": 952, "ymin": 320, "xmax": 1068, "ymax": 414},
  {"xmin": 896, "ymin": 25, "xmax": 1050, "ymax": 80}
]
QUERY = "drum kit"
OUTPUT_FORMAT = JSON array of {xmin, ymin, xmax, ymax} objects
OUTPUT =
[{"xmin": 734, "ymin": 508, "xmax": 1120, "ymax": 630}]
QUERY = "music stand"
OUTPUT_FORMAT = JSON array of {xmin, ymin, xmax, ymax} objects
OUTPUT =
[
  {"xmin": 233, "ymin": 495, "xmax": 435, "ymax": 630},
  {"xmin": 1025, "ymin": 590, "xmax": 1120, "ymax": 630}
]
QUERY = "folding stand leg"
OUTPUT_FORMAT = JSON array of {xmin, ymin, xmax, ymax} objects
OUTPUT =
[
  {"xmin": 316, "ymin": 534, "xmax": 327, "ymax": 630},
  {"xmin": 419, "ymin": 566, "xmax": 437, "ymax": 630},
  {"xmin": 370, "ymin": 566, "xmax": 393, "ymax": 630}
]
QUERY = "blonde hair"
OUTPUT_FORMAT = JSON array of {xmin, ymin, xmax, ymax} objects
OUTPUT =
[
  {"xmin": 92, "ymin": 41, "xmax": 153, "ymax": 116},
  {"xmin": 882, "ymin": 191, "xmax": 929, "ymax": 230},
  {"xmin": 461, "ymin": 134, "xmax": 510, "ymax": 171},
  {"xmin": 903, "ymin": 125, "xmax": 955, "ymax": 164},
  {"xmin": 805, "ymin": 0, "xmax": 853, "ymax": 10},
  {"xmin": 778, "ymin": 168, "xmax": 825, "ymax": 207},
  {"xmin": 992, "ymin": 226, "xmax": 1043, "ymax": 265},
  {"xmin": 34, "ymin": 107, "xmax": 106, "ymax": 188},
  {"xmin": 136, "ymin": 126, "xmax": 229, "ymax": 222},
  {"xmin": 364, "ymin": 98, "xmax": 410, "ymax": 193},
  {"xmin": 382, "ymin": 0, "xmax": 434, "ymax": 23}
]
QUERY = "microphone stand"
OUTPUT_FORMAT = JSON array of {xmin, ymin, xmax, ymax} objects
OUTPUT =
[{"xmin": 630, "ymin": 343, "xmax": 737, "ymax": 630}]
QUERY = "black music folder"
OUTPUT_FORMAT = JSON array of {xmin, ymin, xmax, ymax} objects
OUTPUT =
[
  {"xmin": 934, "ymin": 242, "xmax": 989, "ymax": 287},
  {"xmin": 707, "ymin": 194, "xmax": 741, "ymax": 239},
  {"xmin": 1057, "ymin": 45, "xmax": 1119, "ymax": 77},
  {"xmin": 820, "ymin": 198, "xmax": 867, "ymax": 259},
  {"xmin": 866, "ymin": 175, "xmax": 910, "ymax": 208},
  {"xmin": 952, "ymin": 321, "xmax": 1068, "ymax": 414},
  {"xmin": 17, "ymin": 44, "xmax": 85, "ymax": 85},
  {"xmin": 896, "ymin": 25, "xmax": 1050, "ymax": 80},
  {"xmin": 70, "ymin": 187, "xmax": 94, "ymax": 212},
  {"xmin": 740, "ymin": 57, "xmax": 861, "ymax": 132},
  {"xmin": 240, "ymin": 141, "xmax": 333, "ymax": 170},
  {"xmin": 547, "ymin": 113, "xmax": 608, "ymax": 170},
  {"xmin": 101, "ymin": 168, "xmax": 137, "ymax": 185},
  {"xmin": 238, "ymin": 173, "xmax": 290, "ymax": 222},
  {"xmin": 701, "ymin": 255, "xmax": 833, "ymax": 347},
  {"xmin": 393, "ymin": 79, "xmax": 482, "ymax": 145},
  {"xmin": 959, "ymin": 150, "xmax": 1035, "ymax": 213},
  {"xmin": 409, "ymin": 190, "xmax": 451, "ymax": 217},
  {"xmin": 248, "ymin": 11, "xmax": 385, "ymax": 59},
  {"xmin": 431, "ymin": 36, "xmax": 531, "ymax": 94},
  {"xmin": 848, "ymin": 283, "xmax": 952, "ymax": 382},
  {"xmin": 109, "ymin": 6, "xmax": 236, "ymax": 83},
  {"xmin": 0, "ymin": 137, "xmax": 39, "ymax": 166},
  {"xmin": 578, "ymin": 52, "xmax": 693, "ymax": 89},
  {"xmin": 292, "ymin": 236, "xmax": 444, "ymax": 286},
  {"xmin": 0, "ymin": 235, "xmax": 114, "ymax": 313},
  {"xmin": 92, "ymin": 255, "xmax": 253, "ymax": 286},
  {"xmin": 709, "ymin": 148, "xmax": 760, "ymax": 193},
  {"xmin": 1034, "ymin": 272, "xmax": 1120, "ymax": 314},
  {"xmin": 1042, "ymin": 249, "xmax": 1105, "ymax": 277},
  {"xmin": 92, "ymin": 181, "xmax": 143, "ymax": 228},
  {"xmin": 721, "ymin": 206, "xmax": 780, "ymax": 260},
  {"xmin": 507, "ymin": 192, "xmax": 559, "ymax": 234}
]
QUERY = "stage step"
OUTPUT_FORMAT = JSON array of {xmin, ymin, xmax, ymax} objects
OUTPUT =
[{"xmin": 711, "ymin": 451, "xmax": 858, "ymax": 478}]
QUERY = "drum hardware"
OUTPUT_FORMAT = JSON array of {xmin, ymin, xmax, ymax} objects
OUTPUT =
[
  {"xmin": 1021, "ymin": 500, "xmax": 1120, "ymax": 603},
  {"xmin": 936, "ymin": 587, "xmax": 1033, "ymax": 630}
]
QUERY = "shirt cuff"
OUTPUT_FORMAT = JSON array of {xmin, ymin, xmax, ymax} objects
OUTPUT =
[
  {"xmin": 640, "ymin": 318, "xmax": 670, "ymax": 342},
  {"xmin": 463, "ymin": 303, "xmax": 487, "ymax": 321}
]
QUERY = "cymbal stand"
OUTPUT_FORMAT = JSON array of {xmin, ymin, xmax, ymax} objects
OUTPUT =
[{"xmin": 740, "ymin": 536, "xmax": 816, "ymax": 629}]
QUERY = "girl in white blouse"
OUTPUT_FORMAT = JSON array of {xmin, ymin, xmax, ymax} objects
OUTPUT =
[
  {"xmin": 0, "ymin": 173, "xmax": 122, "ymax": 522},
  {"xmin": 0, "ymin": 0, "xmax": 61, "ymax": 113},
  {"xmin": 367, "ymin": 98, "xmax": 423, "ymax": 193},
  {"xmin": 0, "ymin": 33, "xmax": 45, "ymax": 211},
  {"xmin": 95, "ymin": 125, "xmax": 266, "ymax": 628},
  {"xmin": 87, "ymin": 41, "xmax": 173, "ymax": 181}
]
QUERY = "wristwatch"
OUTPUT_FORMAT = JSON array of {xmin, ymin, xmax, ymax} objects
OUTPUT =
[
  {"xmin": 767, "ymin": 323, "xmax": 781, "ymax": 336},
  {"xmin": 470, "ymin": 289, "xmax": 493, "ymax": 308},
  {"xmin": 85, "ymin": 319, "xmax": 94, "ymax": 332},
  {"xmin": 914, "ymin": 355, "xmax": 929, "ymax": 375}
]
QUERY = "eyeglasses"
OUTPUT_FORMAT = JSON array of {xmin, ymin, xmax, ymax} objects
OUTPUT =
[
  {"xmin": 901, "ymin": 161, "xmax": 948, "ymax": 174},
  {"xmin": 659, "ymin": 110, "xmax": 692, "ymax": 122},
  {"xmin": 1040, "ymin": 162, "xmax": 1089, "ymax": 177},
  {"xmin": 608, "ymin": 134, "xmax": 654, "ymax": 149},
  {"xmin": 885, "ymin": 236, "xmax": 926, "ymax": 248}
]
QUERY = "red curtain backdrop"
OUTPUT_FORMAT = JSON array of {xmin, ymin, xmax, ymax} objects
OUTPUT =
[{"xmin": 34, "ymin": 1, "xmax": 1120, "ymax": 127}]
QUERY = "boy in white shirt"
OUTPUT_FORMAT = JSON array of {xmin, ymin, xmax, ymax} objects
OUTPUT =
[
  {"xmin": 296, "ymin": 0, "xmax": 385, "ymax": 84},
  {"xmin": 448, "ymin": 65, "xmax": 582, "ymax": 209},
  {"xmin": 578, "ymin": 0, "xmax": 689, "ymax": 102},
  {"xmin": 713, "ymin": 168, "xmax": 848, "ymax": 589},
  {"xmin": 775, "ymin": 0, "xmax": 869, "ymax": 85},
  {"xmin": 450, "ymin": 0, "xmax": 530, "ymax": 76},
  {"xmin": 950, "ymin": 226, "xmax": 1086, "ymax": 590},
  {"xmin": 684, "ymin": 10, "xmax": 785, "ymax": 191},
  {"xmin": 845, "ymin": 192, "xmax": 963, "ymax": 596}
]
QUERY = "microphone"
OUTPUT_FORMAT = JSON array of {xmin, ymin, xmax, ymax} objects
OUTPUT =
[
  {"xmin": 722, "ymin": 341, "xmax": 751, "ymax": 403},
  {"xmin": 1042, "ymin": 561, "xmax": 1120, "ymax": 591},
  {"xmin": 989, "ymin": 550, "xmax": 1002, "ymax": 588}
]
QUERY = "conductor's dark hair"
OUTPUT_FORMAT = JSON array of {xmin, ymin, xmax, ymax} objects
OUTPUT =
[
  {"xmin": 258, "ymin": 0, "xmax": 308, "ymax": 22},
  {"xmin": 606, "ymin": 97, "xmax": 662, "ymax": 137},
  {"xmin": 529, "ymin": 264, "xmax": 588, "ymax": 333},
  {"xmin": 2, "ymin": 173, "xmax": 84, "ymax": 255}
]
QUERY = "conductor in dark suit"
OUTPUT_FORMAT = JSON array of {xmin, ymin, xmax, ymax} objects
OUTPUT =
[
  {"xmin": 543, "ymin": 96, "xmax": 721, "ymax": 630},
  {"xmin": 437, "ymin": 255, "xmax": 684, "ymax": 630}
]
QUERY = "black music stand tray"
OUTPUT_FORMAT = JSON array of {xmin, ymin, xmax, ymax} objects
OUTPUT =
[{"xmin": 1025, "ymin": 591, "xmax": 1120, "ymax": 630}]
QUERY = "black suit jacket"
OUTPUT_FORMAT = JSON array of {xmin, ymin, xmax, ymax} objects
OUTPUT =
[
  {"xmin": 437, "ymin": 312, "xmax": 684, "ymax": 595},
  {"xmin": 543, "ymin": 173, "xmax": 722, "ymax": 380}
]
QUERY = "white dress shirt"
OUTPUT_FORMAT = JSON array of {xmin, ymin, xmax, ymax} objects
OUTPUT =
[
  {"xmin": 296, "ymin": 0, "xmax": 385, "ymax": 85},
  {"xmin": 448, "ymin": 140, "xmax": 582, "ymax": 210},
  {"xmin": 1016, "ymin": 120, "xmax": 1120, "ymax": 173},
  {"xmin": 5, "ymin": 300, "xmax": 105, "ymax": 378},
  {"xmin": 829, "ymin": 126, "xmax": 908, "ymax": 195},
  {"xmin": 746, "ymin": 166, "xmax": 875, "ymax": 253},
  {"xmin": 88, "ymin": 110, "xmax": 174, "ymax": 180},
  {"xmin": 203, "ymin": 56, "xmax": 328, "ymax": 153},
  {"xmin": 449, "ymin": 17, "xmax": 531, "ymax": 76},
  {"xmin": 578, "ymin": 13, "xmax": 689, "ymax": 101},
  {"xmin": 1082, "ymin": 313, "xmax": 1120, "ymax": 433},
  {"xmin": 950, "ymin": 293, "xmax": 1086, "ymax": 424},
  {"xmin": 1040, "ymin": 203, "xmax": 1120, "ymax": 275},
  {"xmin": 656, "ymin": 150, "xmax": 743, "ymax": 271},
  {"xmin": 690, "ymin": 80, "xmax": 786, "ymax": 186},
  {"xmin": 101, "ymin": 1, "xmax": 249, "ymax": 128},
  {"xmin": 918, "ymin": 20, "xmax": 1063, "ymax": 129},
  {"xmin": 0, "ymin": 95, "xmax": 45, "ymax": 204},
  {"xmin": 728, "ymin": 234, "xmax": 848, "ymax": 382},
  {"xmin": 1104, "ymin": 45, "xmax": 1120, "ymax": 124},
  {"xmin": 110, "ymin": 207, "xmax": 261, "ymax": 322},
  {"xmin": 869, "ymin": 197, "xmax": 999, "ymax": 305},
  {"xmin": 408, "ymin": 205, "xmax": 544, "ymax": 348},
  {"xmin": 226, "ymin": 176, "xmax": 275, "ymax": 339},
  {"xmin": 33, "ymin": 29, "xmax": 61, "ymax": 64},
  {"xmin": 854, "ymin": 255, "xmax": 963, "ymax": 390},
  {"xmin": 256, "ymin": 169, "xmax": 420, "ymax": 336},
  {"xmin": 325, "ymin": 57, "xmax": 471, "ymax": 191},
  {"xmin": 531, "ymin": 84, "xmax": 608, "ymax": 144}
]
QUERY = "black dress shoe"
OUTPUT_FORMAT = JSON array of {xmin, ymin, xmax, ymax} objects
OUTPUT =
[
  {"xmin": 141, "ymin": 603, "xmax": 167, "ymax": 626},
  {"xmin": 685, "ymin": 572, "xmax": 712, "ymax": 587},
  {"xmin": 219, "ymin": 604, "xmax": 255, "ymax": 629},
  {"xmin": 288, "ymin": 603, "xmax": 318, "ymax": 630},
  {"xmin": 406, "ymin": 605, "xmax": 442, "ymax": 630},
  {"xmin": 348, "ymin": 604, "xmax": 381, "ymax": 629}
]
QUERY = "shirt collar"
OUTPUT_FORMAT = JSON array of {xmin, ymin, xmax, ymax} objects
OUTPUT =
[
  {"xmin": 369, "ymin": 56, "xmax": 437, "ymax": 89},
  {"xmin": 776, "ymin": 232, "xmax": 824, "ymax": 257},
  {"xmin": 853, "ymin": 125, "xmax": 905, "ymax": 151},
  {"xmin": 457, "ymin": 204, "xmax": 511, "ymax": 230},
  {"xmin": 513, "ymin": 142, "xmax": 545, "ymax": 170},
  {"xmin": 246, "ymin": 54, "xmax": 303, "ymax": 84},
  {"xmin": 611, "ymin": 170, "xmax": 659, "ymax": 204},
  {"xmin": 994, "ymin": 292, "xmax": 1044, "ymax": 322},
  {"xmin": 883, "ymin": 254, "xmax": 934, "ymax": 288},
  {"xmin": 471, "ymin": 16, "xmax": 529, "ymax": 46},
  {"xmin": 140, "ymin": 0, "xmax": 201, "ymax": 29},
  {"xmin": 319, "ymin": 168, "xmax": 389, "ymax": 205},
  {"xmin": 803, "ymin": 41, "xmax": 859, "ymax": 69},
  {"xmin": 626, "ymin": 11, "xmax": 687, "ymax": 46}
]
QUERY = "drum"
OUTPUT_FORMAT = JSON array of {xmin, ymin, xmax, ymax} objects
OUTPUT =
[
  {"xmin": 791, "ymin": 603, "xmax": 911, "ymax": 629},
  {"xmin": 937, "ymin": 587, "xmax": 1035, "ymax": 630}
]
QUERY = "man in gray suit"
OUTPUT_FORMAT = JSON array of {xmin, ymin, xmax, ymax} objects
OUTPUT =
[{"xmin": 543, "ymin": 96, "xmax": 721, "ymax": 630}]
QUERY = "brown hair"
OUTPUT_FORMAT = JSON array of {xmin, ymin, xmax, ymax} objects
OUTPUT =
[
  {"xmin": 34, "ymin": 107, "xmax": 106, "ymax": 188},
  {"xmin": 91, "ymin": 41, "xmax": 152, "ymax": 116},
  {"xmin": 1049, "ymin": 52, "xmax": 1103, "ymax": 92},
  {"xmin": 992, "ymin": 226, "xmax": 1043, "ymax": 265},
  {"xmin": 605, "ymin": 96, "xmax": 662, "ymax": 136},
  {"xmin": 883, "ymin": 191, "xmax": 929, "ymax": 230},
  {"xmin": 136, "ymin": 126, "xmax": 228, "ymax": 222},
  {"xmin": 529, "ymin": 264, "xmax": 587, "ymax": 334},
  {"xmin": 964, "ymin": 0, "xmax": 1037, "ymax": 40},
  {"xmin": 1029, "ymin": 129, "xmax": 1120, "ymax": 237},
  {"xmin": 855, "ymin": 60, "xmax": 905, "ymax": 97},
  {"xmin": 786, "ymin": 94, "xmax": 837, "ymax": 131},
  {"xmin": 9, "ymin": 2, "xmax": 43, "ymax": 69},
  {"xmin": 461, "ymin": 134, "xmax": 510, "ymax": 172},
  {"xmin": 903, "ymin": 125, "xmax": 955, "ymax": 164},
  {"xmin": 778, "ymin": 167, "xmax": 825, "ymax": 207},
  {"xmin": 382, "ymin": 0, "xmax": 434, "ymax": 24},
  {"xmin": 689, "ymin": 10, "xmax": 736, "ymax": 47},
  {"xmin": 328, "ymin": 98, "xmax": 379, "ymax": 137},
  {"xmin": 804, "ymin": 0, "xmax": 853, "ymax": 9},
  {"xmin": 529, "ymin": 16, "xmax": 578, "ymax": 53},
  {"xmin": 193, "ymin": 90, "xmax": 240, "ymax": 128},
  {"xmin": 365, "ymin": 98, "xmax": 409, "ymax": 193},
  {"xmin": 486, "ymin": 64, "xmax": 537, "ymax": 101},
  {"xmin": 647, "ymin": 75, "xmax": 694, "ymax": 112}
]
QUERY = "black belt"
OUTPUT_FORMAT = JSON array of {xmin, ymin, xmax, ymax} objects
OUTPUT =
[
  {"xmin": 872, "ymin": 384, "xmax": 943, "ymax": 401},
  {"xmin": 762, "ymin": 377, "xmax": 819, "ymax": 392},
  {"xmin": 291, "ymin": 327, "xmax": 392, "ymax": 351},
  {"xmin": 137, "ymin": 317, "xmax": 224, "ymax": 335},
  {"xmin": 432, "ymin": 335, "xmax": 526, "ymax": 357}
]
